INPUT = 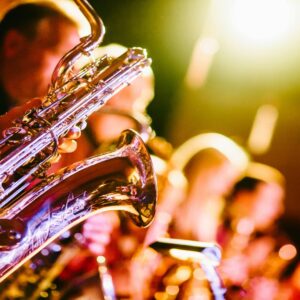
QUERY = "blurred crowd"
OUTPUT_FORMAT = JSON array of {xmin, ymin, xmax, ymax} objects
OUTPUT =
[{"xmin": 0, "ymin": 1, "xmax": 299, "ymax": 300}]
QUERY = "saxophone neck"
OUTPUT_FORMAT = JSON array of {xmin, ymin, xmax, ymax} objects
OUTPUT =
[{"xmin": 50, "ymin": 0, "xmax": 105, "ymax": 89}]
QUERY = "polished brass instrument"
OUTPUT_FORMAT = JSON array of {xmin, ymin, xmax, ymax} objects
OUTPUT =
[
  {"xmin": 149, "ymin": 238, "xmax": 226, "ymax": 300},
  {"xmin": 89, "ymin": 107, "xmax": 172, "ymax": 195},
  {"xmin": 0, "ymin": 110, "xmax": 162, "ymax": 299},
  {"xmin": 0, "ymin": 129, "xmax": 157, "ymax": 283},
  {"xmin": 0, "ymin": 0, "xmax": 151, "ymax": 207},
  {"xmin": 0, "ymin": 0, "xmax": 155, "ymax": 297}
]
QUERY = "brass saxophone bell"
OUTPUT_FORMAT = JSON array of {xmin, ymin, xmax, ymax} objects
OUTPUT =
[{"xmin": 0, "ymin": 129, "xmax": 157, "ymax": 283}]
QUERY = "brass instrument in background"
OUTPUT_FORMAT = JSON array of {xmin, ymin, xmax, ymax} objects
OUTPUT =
[
  {"xmin": 144, "ymin": 132, "xmax": 249, "ymax": 247},
  {"xmin": 0, "ymin": 0, "xmax": 155, "ymax": 284},
  {"xmin": 132, "ymin": 132, "xmax": 249, "ymax": 299},
  {"xmin": 148, "ymin": 238, "xmax": 226, "ymax": 300}
]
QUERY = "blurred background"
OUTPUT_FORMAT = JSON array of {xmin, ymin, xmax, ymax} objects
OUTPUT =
[
  {"xmin": 0, "ymin": 0, "xmax": 299, "ymax": 242},
  {"xmin": 88, "ymin": 0, "xmax": 300, "ymax": 243}
]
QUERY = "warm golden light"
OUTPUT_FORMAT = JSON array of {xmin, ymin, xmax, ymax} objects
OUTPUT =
[
  {"xmin": 151, "ymin": 155, "xmax": 168, "ymax": 177},
  {"xmin": 169, "ymin": 248, "xmax": 220, "ymax": 267},
  {"xmin": 279, "ymin": 244, "xmax": 297, "ymax": 260},
  {"xmin": 96, "ymin": 255, "xmax": 106, "ymax": 264},
  {"xmin": 236, "ymin": 218, "xmax": 255, "ymax": 235},
  {"xmin": 175, "ymin": 266, "xmax": 192, "ymax": 282},
  {"xmin": 167, "ymin": 169, "xmax": 187, "ymax": 188},
  {"xmin": 185, "ymin": 36, "xmax": 219, "ymax": 89},
  {"xmin": 190, "ymin": 287, "xmax": 211, "ymax": 299},
  {"xmin": 193, "ymin": 267, "xmax": 206, "ymax": 280},
  {"xmin": 230, "ymin": 0, "xmax": 293, "ymax": 46},
  {"xmin": 169, "ymin": 248, "xmax": 201, "ymax": 261},
  {"xmin": 166, "ymin": 285, "xmax": 180, "ymax": 296},
  {"xmin": 56, "ymin": 0, "xmax": 90, "ymax": 36},
  {"xmin": 247, "ymin": 104, "xmax": 279, "ymax": 155}
]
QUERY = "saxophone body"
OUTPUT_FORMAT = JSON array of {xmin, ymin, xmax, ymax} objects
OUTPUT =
[
  {"xmin": 0, "ymin": 0, "xmax": 155, "ymax": 284},
  {"xmin": 0, "ymin": 129, "xmax": 157, "ymax": 283},
  {"xmin": 0, "ymin": 108, "xmax": 164, "ymax": 298}
]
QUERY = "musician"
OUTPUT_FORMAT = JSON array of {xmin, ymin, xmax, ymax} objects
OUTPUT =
[
  {"xmin": 0, "ymin": 2, "xmax": 79, "ymax": 111},
  {"xmin": 0, "ymin": 2, "xmax": 155, "ymax": 162},
  {"xmin": 128, "ymin": 133, "xmax": 249, "ymax": 298},
  {"xmin": 145, "ymin": 133, "xmax": 249, "ymax": 245},
  {"xmin": 0, "ymin": 3, "xmax": 113, "ymax": 295},
  {"xmin": 0, "ymin": 2, "xmax": 81, "ymax": 152},
  {"xmin": 217, "ymin": 163, "xmax": 296, "ymax": 299},
  {"xmin": 0, "ymin": 3, "xmax": 155, "ymax": 298}
]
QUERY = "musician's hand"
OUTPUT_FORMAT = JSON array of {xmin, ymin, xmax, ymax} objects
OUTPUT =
[
  {"xmin": 0, "ymin": 98, "xmax": 81, "ymax": 154},
  {"xmin": 57, "ymin": 126, "xmax": 81, "ymax": 153},
  {"xmin": 82, "ymin": 212, "xmax": 120, "ymax": 256}
]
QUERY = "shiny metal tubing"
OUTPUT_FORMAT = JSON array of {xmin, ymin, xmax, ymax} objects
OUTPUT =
[
  {"xmin": 0, "ymin": 129, "xmax": 157, "ymax": 283},
  {"xmin": 51, "ymin": 0, "xmax": 105, "ymax": 88}
]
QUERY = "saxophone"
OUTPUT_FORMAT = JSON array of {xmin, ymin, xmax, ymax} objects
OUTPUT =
[
  {"xmin": 0, "ymin": 111, "xmax": 160, "ymax": 299},
  {"xmin": 0, "ymin": 129, "xmax": 157, "ymax": 283},
  {"xmin": 0, "ymin": 0, "xmax": 156, "ymax": 283},
  {"xmin": 0, "ymin": 0, "xmax": 151, "ymax": 205}
]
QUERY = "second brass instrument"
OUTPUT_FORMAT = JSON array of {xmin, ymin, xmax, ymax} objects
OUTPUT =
[{"xmin": 149, "ymin": 238, "xmax": 225, "ymax": 300}]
